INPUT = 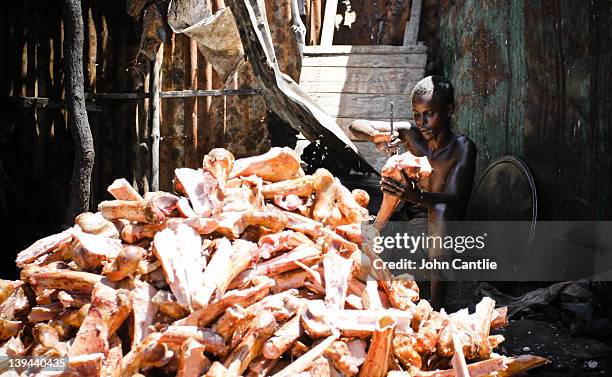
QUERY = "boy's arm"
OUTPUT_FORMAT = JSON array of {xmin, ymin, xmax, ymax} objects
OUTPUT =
[{"xmin": 349, "ymin": 119, "xmax": 412, "ymax": 142}]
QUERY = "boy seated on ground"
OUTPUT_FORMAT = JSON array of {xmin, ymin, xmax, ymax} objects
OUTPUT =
[{"xmin": 349, "ymin": 75, "xmax": 477, "ymax": 308}]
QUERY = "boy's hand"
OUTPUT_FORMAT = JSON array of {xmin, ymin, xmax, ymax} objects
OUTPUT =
[
  {"xmin": 372, "ymin": 131, "xmax": 401, "ymax": 156},
  {"xmin": 381, "ymin": 169, "xmax": 423, "ymax": 203}
]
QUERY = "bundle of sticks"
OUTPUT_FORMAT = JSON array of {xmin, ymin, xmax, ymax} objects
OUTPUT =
[{"xmin": 3, "ymin": 147, "xmax": 547, "ymax": 376}]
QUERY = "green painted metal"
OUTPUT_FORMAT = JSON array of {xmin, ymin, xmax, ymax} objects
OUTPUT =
[{"xmin": 433, "ymin": 0, "xmax": 611, "ymax": 220}]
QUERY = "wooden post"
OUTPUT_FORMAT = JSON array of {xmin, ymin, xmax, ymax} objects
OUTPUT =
[
  {"xmin": 308, "ymin": 0, "xmax": 322, "ymax": 45},
  {"xmin": 403, "ymin": 0, "xmax": 422, "ymax": 46},
  {"xmin": 62, "ymin": 0, "xmax": 95, "ymax": 223},
  {"xmin": 320, "ymin": 0, "xmax": 338, "ymax": 46},
  {"xmin": 149, "ymin": 44, "xmax": 163, "ymax": 192},
  {"xmin": 291, "ymin": 0, "xmax": 307, "ymax": 59},
  {"xmin": 188, "ymin": 38, "xmax": 199, "ymax": 166}
]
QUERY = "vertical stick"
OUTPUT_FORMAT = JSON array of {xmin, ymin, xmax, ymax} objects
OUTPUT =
[
  {"xmin": 320, "ymin": 0, "xmax": 338, "ymax": 46},
  {"xmin": 62, "ymin": 0, "xmax": 95, "ymax": 223},
  {"xmin": 150, "ymin": 43, "xmax": 163, "ymax": 192},
  {"xmin": 403, "ymin": 0, "xmax": 422, "ymax": 46},
  {"xmin": 291, "ymin": 0, "xmax": 307, "ymax": 59},
  {"xmin": 188, "ymin": 38, "xmax": 199, "ymax": 166},
  {"xmin": 308, "ymin": 0, "xmax": 322, "ymax": 45}
]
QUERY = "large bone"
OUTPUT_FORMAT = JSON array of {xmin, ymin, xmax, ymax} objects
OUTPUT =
[
  {"xmin": 281, "ymin": 210, "xmax": 323, "ymax": 237},
  {"xmin": 390, "ymin": 355, "xmax": 549, "ymax": 377},
  {"xmin": 130, "ymin": 279, "xmax": 158, "ymax": 348},
  {"xmin": 324, "ymin": 339, "xmax": 367, "ymax": 377},
  {"xmin": 153, "ymin": 223, "xmax": 204, "ymax": 309},
  {"xmin": 258, "ymin": 230, "xmax": 314, "ymax": 260},
  {"xmin": 263, "ymin": 304, "xmax": 305, "ymax": 359},
  {"xmin": 103, "ymin": 245, "xmax": 145, "ymax": 281},
  {"xmin": 70, "ymin": 282, "xmax": 131, "ymax": 358},
  {"xmin": 175, "ymin": 167, "xmax": 223, "ymax": 217},
  {"xmin": 262, "ymin": 176, "xmax": 314, "ymax": 199},
  {"xmin": 120, "ymin": 222, "xmax": 160, "ymax": 243},
  {"xmin": 302, "ymin": 300, "xmax": 414, "ymax": 338},
  {"xmin": 216, "ymin": 206, "xmax": 288, "ymax": 238},
  {"xmin": 375, "ymin": 153, "xmax": 432, "ymax": 230},
  {"xmin": 224, "ymin": 310, "xmax": 278, "ymax": 375},
  {"xmin": 271, "ymin": 331, "xmax": 340, "ymax": 377},
  {"xmin": 99, "ymin": 200, "xmax": 164, "ymax": 224},
  {"xmin": 323, "ymin": 252, "xmax": 353, "ymax": 310},
  {"xmin": 107, "ymin": 178, "xmax": 143, "ymax": 201},
  {"xmin": 175, "ymin": 276, "xmax": 275, "ymax": 327},
  {"xmin": 177, "ymin": 337, "xmax": 211, "ymax": 377},
  {"xmin": 199, "ymin": 238, "xmax": 257, "ymax": 306},
  {"xmin": 312, "ymin": 168, "xmax": 338, "ymax": 224},
  {"xmin": 203, "ymin": 148, "xmax": 235, "ymax": 190},
  {"xmin": 358, "ymin": 316, "xmax": 396, "ymax": 377},
  {"xmin": 254, "ymin": 244, "xmax": 321, "ymax": 276},
  {"xmin": 335, "ymin": 179, "xmax": 369, "ymax": 223},
  {"xmin": 69, "ymin": 229, "xmax": 123, "ymax": 271},
  {"xmin": 16, "ymin": 230, "xmax": 72, "ymax": 267},
  {"xmin": 157, "ymin": 325, "xmax": 227, "ymax": 357},
  {"xmin": 231, "ymin": 147, "xmax": 302, "ymax": 182},
  {"xmin": 75, "ymin": 212, "xmax": 120, "ymax": 238},
  {"xmin": 21, "ymin": 264, "xmax": 103, "ymax": 292}
]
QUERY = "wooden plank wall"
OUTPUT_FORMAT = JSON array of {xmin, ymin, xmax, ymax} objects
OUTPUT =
[{"xmin": 0, "ymin": 0, "xmax": 301, "ymax": 267}]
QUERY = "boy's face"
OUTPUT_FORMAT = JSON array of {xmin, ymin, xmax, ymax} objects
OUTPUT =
[{"xmin": 411, "ymin": 95, "xmax": 452, "ymax": 140}]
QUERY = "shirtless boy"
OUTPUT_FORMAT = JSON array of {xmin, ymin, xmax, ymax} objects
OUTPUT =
[{"xmin": 349, "ymin": 75, "xmax": 477, "ymax": 307}]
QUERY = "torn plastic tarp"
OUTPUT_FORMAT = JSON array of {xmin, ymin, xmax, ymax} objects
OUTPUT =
[
  {"xmin": 226, "ymin": 0, "xmax": 377, "ymax": 174},
  {"xmin": 480, "ymin": 281, "xmax": 612, "ymax": 340},
  {"xmin": 167, "ymin": 0, "xmax": 245, "ymax": 84}
]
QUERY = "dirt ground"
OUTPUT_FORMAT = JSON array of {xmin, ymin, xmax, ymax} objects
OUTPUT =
[{"xmin": 498, "ymin": 319, "xmax": 612, "ymax": 376}]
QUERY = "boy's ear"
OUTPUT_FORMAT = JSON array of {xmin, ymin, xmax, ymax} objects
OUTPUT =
[{"xmin": 447, "ymin": 103, "xmax": 456, "ymax": 116}]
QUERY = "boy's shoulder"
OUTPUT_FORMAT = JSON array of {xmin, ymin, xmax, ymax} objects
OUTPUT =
[
  {"xmin": 451, "ymin": 131, "xmax": 477, "ymax": 156},
  {"xmin": 452, "ymin": 131, "xmax": 476, "ymax": 147}
]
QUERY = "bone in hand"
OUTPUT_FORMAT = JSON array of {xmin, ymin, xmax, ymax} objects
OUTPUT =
[{"xmin": 376, "ymin": 152, "xmax": 433, "ymax": 230}]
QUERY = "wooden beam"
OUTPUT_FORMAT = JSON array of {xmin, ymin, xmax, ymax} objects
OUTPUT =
[
  {"xmin": 303, "ymin": 45, "xmax": 428, "ymax": 55},
  {"xmin": 403, "ymin": 0, "xmax": 423, "ymax": 46},
  {"xmin": 149, "ymin": 44, "xmax": 163, "ymax": 192},
  {"xmin": 308, "ymin": 0, "xmax": 322, "ymax": 45},
  {"xmin": 320, "ymin": 0, "xmax": 337, "ymax": 46},
  {"xmin": 8, "ymin": 96, "xmax": 102, "ymax": 111},
  {"xmin": 302, "ymin": 54, "xmax": 427, "ymax": 68}
]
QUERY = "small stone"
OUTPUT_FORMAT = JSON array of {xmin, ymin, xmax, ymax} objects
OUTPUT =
[{"xmin": 585, "ymin": 360, "xmax": 598, "ymax": 369}]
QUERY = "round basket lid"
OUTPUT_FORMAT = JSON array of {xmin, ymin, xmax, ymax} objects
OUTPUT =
[{"xmin": 466, "ymin": 156, "xmax": 537, "ymax": 223}]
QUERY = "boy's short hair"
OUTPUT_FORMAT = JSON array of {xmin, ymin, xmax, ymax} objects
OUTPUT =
[{"xmin": 411, "ymin": 75, "xmax": 454, "ymax": 108}]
